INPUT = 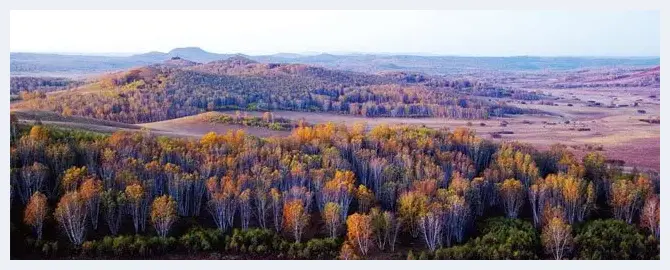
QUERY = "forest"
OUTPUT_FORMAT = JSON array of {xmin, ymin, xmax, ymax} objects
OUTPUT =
[
  {"xmin": 13, "ymin": 57, "xmax": 539, "ymax": 123},
  {"xmin": 10, "ymin": 76, "xmax": 82, "ymax": 96},
  {"xmin": 9, "ymin": 116, "xmax": 660, "ymax": 260}
]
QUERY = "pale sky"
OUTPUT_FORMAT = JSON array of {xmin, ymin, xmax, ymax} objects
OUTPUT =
[{"xmin": 10, "ymin": 10, "xmax": 660, "ymax": 57}]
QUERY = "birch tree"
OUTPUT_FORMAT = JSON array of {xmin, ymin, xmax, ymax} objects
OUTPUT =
[
  {"xmin": 283, "ymin": 199, "xmax": 309, "ymax": 243},
  {"xmin": 151, "ymin": 195, "xmax": 178, "ymax": 238},
  {"xmin": 346, "ymin": 213, "xmax": 373, "ymax": 256},
  {"xmin": 55, "ymin": 191, "xmax": 88, "ymax": 246},
  {"xmin": 80, "ymin": 177, "xmax": 102, "ymax": 230},
  {"xmin": 498, "ymin": 178, "xmax": 524, "ymax": 218},
  {"xmin": 101, "ymin": 189, "xmax": 125, "ymax": 235},
  {"xmin": 541, "ymin": 214, "xmax": 573, "ymax": 260},
  {"xmin": 323, "ymin": 202, "xmax": 342, "ymax": 238},
  {"xmin": 18, "ymin": 162, "xmax": 49, "ymax": 204},
  {"xmin": 418, "ymin": 203, "xmax": 443, "ymax": 252},
  {"xmin": 125, "ymin": 183, "xmax": 148, "ymax": 233},
  {"xmin": 24, "ymin": 191, "xmax": 48, "ymax": 241},
  {"xmin": 641, "ymin": 194, "xmax": 660, "ymax": 239}
]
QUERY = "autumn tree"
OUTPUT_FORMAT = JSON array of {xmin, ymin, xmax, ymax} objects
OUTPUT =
[
  {"xmin": 61, "ymin": 166, "xmax": 89, "ymax": 192},
  {"xmin": 55, "ymin": 191, "xmax": 88, "ymax": 246},
  {"xmin": 541, "ymin": 211, "xmax": 573, "ymax": 260},
  {"xmin": 493, "ymin": 144, "xmax": 539, "ymax": 186},
  {"xmin": 339, "ymin": 241, "xmax": 360, "ymax": 260},
  {"xmin": 101, "ymin": 189, "xmax": 125, "ymax": 235},
  {"xmin": 17, "ymin": 162, "xmax": 49, "ymax": 204},
  {"xmin": 609, "ymin": 179, "xmax": 643, "ymax": 224},
  {"xmin": 16, "ymin": 125, "xmax": 47, "ymax": 167},
  {"xmin": 356, "ymin": 185, "xmax": 375, "ymax": 213},
  {"xmin": 640, "ymin": 194, "xmax": 660, "ymax": 239},
  {"xmin": 151, "ymin": 195, "xmax": 178, "ymax": 238},
  {"xmin": 252, "ymin": 177, "xmax": 273, "ymax": 229},
  {"xmin": 323, "ymin": 202, "xmax": 342, "ymax": 238},
  {"xmin": 80, "ymin": 177, "xmax": 103, "ymax": 230},
  {"xmin": 165, "ymin": 164, "xmax": 202, "ymax": 217},
  {"xmin": 441, "ymin": 192, "xmax": 470, "ymax": 246},
  {"xmin": 270, "ymin": 188, "xmax": 282, "ymax": 232},
  {"xmin": 541, "ymin": 173, "xmax": 595, "ymax": 224},
  {"xmin": 239, "ymin": 189, "xmax": 252, "ymax": 230},
  {"xmin": 498, "ymin": 178, "xmax": 524, "ymax": 218},
  {"xmin": 319, "ymin": 170, "xmax": 356, "ymax": 220},
  {"xmin": 529, "ymin": 183, "xmax": 547, "ymax": 227},
  {"xmin": 206, "ymin": 176, "xmax": 237, "ymax": 232},
  {"xmin": 100, "ymin": 149, "xmax": 117, "ymax": 189},
  {"xmin": 397, "ymin": 191, "xmax": 428, "ymax": 237},
  {"xmin": 370, "ymin": 207, "xmax": 400, "ymax": 251},
  {"xmin": 24, "ymin": 192, "xmax": 48, "ymax": 241},
  {"xmin": 418, "ymin": 202, "xmax": 444, "ymax": 252},
  {"xmin": 283, "ymin": 199, "xmax": 309, "ymax": 243},
  {"xmin": 125, "ymin": 183, "xmax": 148, "ymax": 233},
  {"xmin": 346, "ymin": 213, "xmax": 373, "ymax": 256}
]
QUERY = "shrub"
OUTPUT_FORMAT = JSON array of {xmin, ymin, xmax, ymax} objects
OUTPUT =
[
  {"xmin": 80, "ymin": 235, "xmax": 177, "ymax": 259},
  {"xmin": 434, "ymin": 217, "xmax": 540, "ymax": 260},
  {"xmin": 179, "ymin": 227, "xmax": 225, "ymax": 253},
  {"xmin": 574, "ymin": 219, "xmax": 658, "ymax": 260},
  {"xmin": 223, "ymin": 228, "xmax": 341, "ymax": 259},
  {"xmin": 302, "ymin": 238, "xmax": 342, "ymax": 259}
]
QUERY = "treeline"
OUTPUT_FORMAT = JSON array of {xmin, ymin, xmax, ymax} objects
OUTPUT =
[
  {"xmin": 14, "ymin": 58, "xmax": 533, "ymax": 122},
  {"xmin": 469, "ymin": 87, "xmax": 544, "ymax": 101},
  {"xmin": 10, "ymin": 76, "xmax": 83, "ymax": 95},
  {"xmin": 205, "ymin": 111, "xmax": 304, "ymax": 131},
  {"xmin": 10, "ymin": 119, "xmax": 659, "ymax": 259}
]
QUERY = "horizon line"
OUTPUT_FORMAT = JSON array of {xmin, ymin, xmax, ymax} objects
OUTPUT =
[{"xmin": 10, "ymin": 49, "xmax": 661, "ymax": 59}]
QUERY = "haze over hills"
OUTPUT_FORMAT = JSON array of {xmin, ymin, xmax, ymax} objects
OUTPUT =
[{"xmin": 10, "ymin": 47, "xmax": 660, "ymax": 77}]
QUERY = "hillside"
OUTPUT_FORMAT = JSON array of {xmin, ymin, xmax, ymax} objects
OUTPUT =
[{"xmin": 12, "ymin": 57, "xmax": 512, "ymax": 123}]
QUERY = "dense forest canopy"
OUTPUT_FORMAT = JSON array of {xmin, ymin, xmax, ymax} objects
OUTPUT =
[{"xmin": 10, "ymin": 117, "xmax": 660, "ymax": 259}]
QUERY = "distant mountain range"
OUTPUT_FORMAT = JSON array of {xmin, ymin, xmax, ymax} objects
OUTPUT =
[{"xmin": 10, "ymin": 47, "xmax": 660, "ymax": 77}]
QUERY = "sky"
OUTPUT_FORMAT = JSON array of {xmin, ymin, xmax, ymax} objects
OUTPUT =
[{"xmin": 10, "ymin": 10, "xmax": 660, "ymax": 57}]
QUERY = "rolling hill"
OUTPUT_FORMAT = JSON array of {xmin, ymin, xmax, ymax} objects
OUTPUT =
[
  {"xmin": 11, "ymin": 47, "xmax": 660, "ymax": 77},
  {"xmin": 13, "ymin": 56, "xmax": 504, "ymax": 124}
]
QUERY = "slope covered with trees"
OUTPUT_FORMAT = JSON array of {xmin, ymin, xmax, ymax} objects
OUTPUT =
[{"xmin": 13, "ymin": 57, "xmax": 537, "ymax": 123}]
